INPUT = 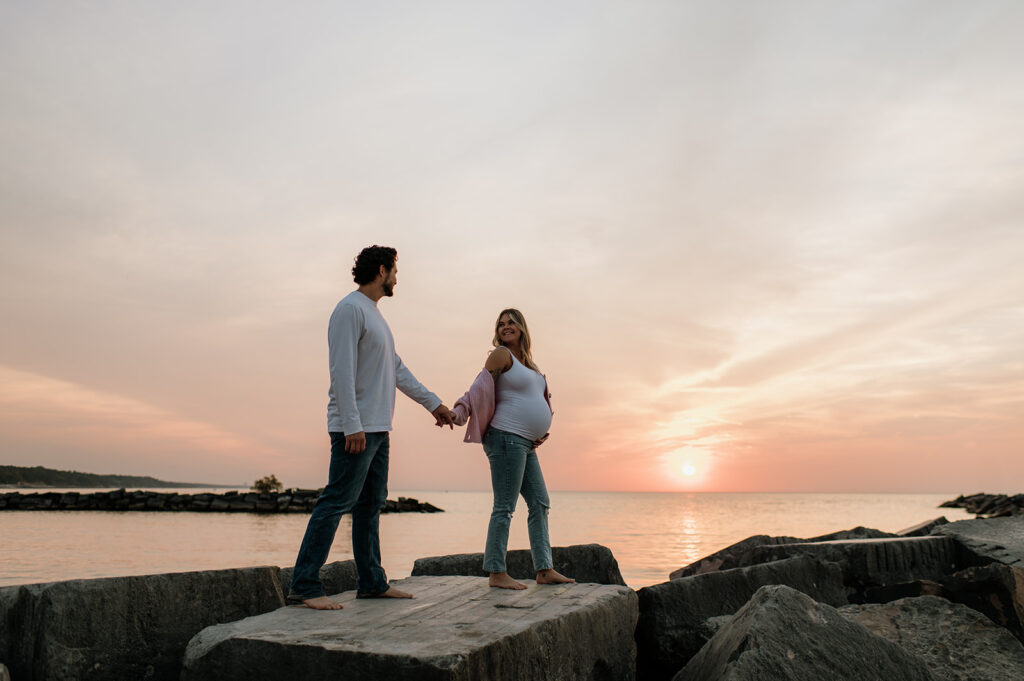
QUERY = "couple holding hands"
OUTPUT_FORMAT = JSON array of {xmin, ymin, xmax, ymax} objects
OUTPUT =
[{"xmin": 289, "ymin": 245, "xmax": 573, "ymax": 610}]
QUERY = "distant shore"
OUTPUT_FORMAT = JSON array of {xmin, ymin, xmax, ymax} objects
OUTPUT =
[{"xmin": 0, "ymin": 464, "xmax": 226, "ymax": 489}]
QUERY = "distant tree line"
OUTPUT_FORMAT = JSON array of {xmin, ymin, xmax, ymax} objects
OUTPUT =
[{"xmin": 0, "ymin": 465, "xmax": 214, "ymax": 488}]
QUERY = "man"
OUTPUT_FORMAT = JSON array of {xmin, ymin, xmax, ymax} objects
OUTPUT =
[{"xmin": 289, "ymin": 245, "xmax": 454, "ymax": 610}]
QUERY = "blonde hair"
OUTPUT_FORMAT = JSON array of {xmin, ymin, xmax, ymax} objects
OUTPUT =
[{"xmin": 492, "ymin": 308, "xmax": 540, "ymax": 372}]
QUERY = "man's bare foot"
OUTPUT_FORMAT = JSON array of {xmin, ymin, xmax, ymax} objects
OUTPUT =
[
  {"xmin": 489, "ymin": 572, "xmax": 528, "ymax": 590},
  {"xmin": 380, "ymin": 586, "xmax": 414, "ymax": 599},
  {"xmin": 535, "ymin": 569, "xmax": 575, "ymax": 585},
  {"xmin": 301, "ymin": 596, "xmax": 344, "ymax": 610}
]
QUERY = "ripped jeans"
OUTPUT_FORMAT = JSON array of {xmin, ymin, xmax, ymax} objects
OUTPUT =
[{"xmin": 482, "ymin": 427, "xmax": 552, "ymax": 574}]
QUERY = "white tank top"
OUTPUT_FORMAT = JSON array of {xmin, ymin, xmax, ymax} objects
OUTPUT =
[{"xmin": 489, "ymin": 350, "xmax": 552, "ymax": 442}]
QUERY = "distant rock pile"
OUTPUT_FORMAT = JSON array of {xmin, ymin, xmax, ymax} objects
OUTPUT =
[
  {"xmin": 0, "ymin": 489, "xmax": 443, "ymax": 514},
  {"xmin": 940, "ymin": 493, "xmax": 1024, "ymax": 518}
]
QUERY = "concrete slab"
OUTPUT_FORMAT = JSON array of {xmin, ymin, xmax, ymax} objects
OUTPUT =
[
  {"xmin": 746, "ymin": 536, "xmax": 959, "ymax": 594},
  {"xmin": 932, "ymin": 516, "xmax": 1024, "ymax": 568},
  {"xmin": 182, "ymin": 575, "xmax": 638, "ymax": 681}
]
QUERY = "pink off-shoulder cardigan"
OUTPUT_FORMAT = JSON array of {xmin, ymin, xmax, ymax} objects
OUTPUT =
[{"xmin": 451, "ymin": 369, "xmax": 552, "ymax": 443}]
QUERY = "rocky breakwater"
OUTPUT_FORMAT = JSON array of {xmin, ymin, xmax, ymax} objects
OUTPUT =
[
  {"xmin": 0, "ymin": 489, "xmax": 443, "ymax": 514},
  {"xmin": 941, "ymin": 492, "xmax": 1024, "ymax": 518},
  {"xmin": 641, "ymin": 515, "xmax": 1024, "ymax": 681}
]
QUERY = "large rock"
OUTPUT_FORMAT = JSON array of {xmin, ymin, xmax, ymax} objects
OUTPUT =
[
  {"xmin": 670, "ymin": 526, "xmax": 896, "ymax": 579},
  {"xmin": 277, "ymin": 560, "xmax": 358, "ymax": 597},
  {"xmin": 841, "ymin": 596, "xmax": 1024, "ymax": 681},
  {"xmin": 411, "ymin": 543, "xmax": 625, "ymax": 585},
  {"xmin": 932, "ymin": 516, "xmax": 1024, "ymax": 568},
  {"xmin": 744, "ymin": 536, "xmax": 958, "ymax": 598},
  {"xmin": 939, "ymin": 562, "xmax": 1024, "ymax": 642},
  {"xmin": 674, "ymin": 585, "xmax": 937, "ymax": 681},
  {"xmin": 182, "ymin": 575, "xmax": 638, "ymax": 681},
  {"xmin": 636, "ymin": 555, "xmax": 847, "ymax": 681},
  {"xmin": 0, "ymin": 567, "xmax": 285, "ymax": 681},
  {"xmin": 862, "ymin": 579, "xmax": 944, "ymax": 604},
  {"xmin": 669, "ymin": 535, "xmax": 801, "ymax": 579},
  {"xmin": 898, "ymin": 517, "xmax": 949, "ymax": 537}
]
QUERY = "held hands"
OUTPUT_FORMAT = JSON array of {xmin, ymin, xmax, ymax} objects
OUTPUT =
[
  {"xmin": 432, "ymin": 404, "xmax": 455, "ymax": 429},
  {"xmin": 532, "ymin": 433, "xmax": 549, "ymax": 448}
]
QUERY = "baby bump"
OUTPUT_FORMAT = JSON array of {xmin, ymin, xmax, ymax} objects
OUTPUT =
[{"xmin": 491, "ymin": 393, "xmax": 552, "ymax": 443}]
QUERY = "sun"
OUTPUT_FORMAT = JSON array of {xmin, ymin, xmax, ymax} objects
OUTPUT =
[{"xmin": 665, "ymin": 446, "xmax": 713, "ymax": 487}]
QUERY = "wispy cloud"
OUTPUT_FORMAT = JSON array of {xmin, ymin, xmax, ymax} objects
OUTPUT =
[{"xmin": 1, "ymin": 1, "xmax": 1023, "ymax": 490}]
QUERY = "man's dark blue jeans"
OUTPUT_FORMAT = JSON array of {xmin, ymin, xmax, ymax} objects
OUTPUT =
[{"xmin": 289, "ymin": 431, "xmax": 390, "ymax": 599}]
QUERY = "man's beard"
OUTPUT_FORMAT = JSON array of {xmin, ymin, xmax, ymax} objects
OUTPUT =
[{"xmin": 382, "ymin": 281, "xmax": 395, "ymax": 296}]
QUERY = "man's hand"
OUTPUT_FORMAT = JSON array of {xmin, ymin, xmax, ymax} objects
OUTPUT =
[
  {"xmin": 432, "ymin": 404, "xmax": 455, "ymax": 429},
  {"xmin": 345, "ymin": 431, "xmax": 366, "ymax": 453},
  {"xmin": 532, "ymin": 433, "xmax": 549, "ymax": 448}
]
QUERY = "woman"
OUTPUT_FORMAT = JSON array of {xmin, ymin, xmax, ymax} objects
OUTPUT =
[{"xmin": 451, "ymin": 308, "xmax": 575, "ymax": 590}]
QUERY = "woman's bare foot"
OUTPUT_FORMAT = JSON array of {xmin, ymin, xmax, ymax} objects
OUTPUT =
[
  {"xmin": 535, "ymin": 569, "xmax": 575, "ymax": 585},
  {"xmin": 489, "ymin": 572, "xmax": 528, "ymax": 590},
  {"xmin": 301, "ymin": 596, "xmax": 344, "ymax": 610}
]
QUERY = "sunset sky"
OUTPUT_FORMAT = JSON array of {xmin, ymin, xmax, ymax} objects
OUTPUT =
[{"xmin": 1, "ymin": 1, "xmax": 1022, "ymax": 493}]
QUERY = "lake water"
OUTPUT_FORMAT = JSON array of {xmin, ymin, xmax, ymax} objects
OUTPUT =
[{"xmin": 0, "ymin": 490, "xmax": 972, "ymax": 588}]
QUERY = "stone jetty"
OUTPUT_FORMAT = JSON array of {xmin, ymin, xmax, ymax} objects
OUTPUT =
[
  {"xmin": 4, "ymin": 516, "xmax": 1024, "ymax": 681},
  {"xmin": 941, "ymin": 493, "xmax": 1024, "ymax": 518},
  {"xmin": 0, "ymin": 489, "xmax": 443, "ymax": 514},
  {"xmin": 182, "ymin": 576, "xmax": 638, "ymax": 681}
]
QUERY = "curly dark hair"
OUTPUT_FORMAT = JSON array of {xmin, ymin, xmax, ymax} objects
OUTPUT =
[{"xmin": 351, "ymin": 245, "xmax": 397, "ymax": 285}]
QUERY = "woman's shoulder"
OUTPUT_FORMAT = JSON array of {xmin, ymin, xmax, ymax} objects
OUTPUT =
[{"xmin": 484, "ymin": 346, "xmax": 513, "ymax": 371}]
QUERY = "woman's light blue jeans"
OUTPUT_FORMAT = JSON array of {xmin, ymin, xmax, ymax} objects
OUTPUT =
[{"xmin": 482, "ymin": 427, "xmax": 553, "ymax": 574}]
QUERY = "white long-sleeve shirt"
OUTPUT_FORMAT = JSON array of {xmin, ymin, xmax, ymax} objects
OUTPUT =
[{"xmin": 326, "ymin": 290, "xmax": 441, "ymax": 434}]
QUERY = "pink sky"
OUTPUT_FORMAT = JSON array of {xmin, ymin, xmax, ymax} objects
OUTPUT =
[{"xmin": 1, "ymin": 2, "xmax": 1022, "ymax": 492}]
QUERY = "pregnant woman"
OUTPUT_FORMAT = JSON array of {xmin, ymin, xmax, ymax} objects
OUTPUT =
[{"xmin": 451, "ymin": 308, "xmax": 575, "ymax": 590}]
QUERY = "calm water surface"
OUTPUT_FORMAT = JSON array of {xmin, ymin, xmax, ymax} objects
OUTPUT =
[{"xmin": 0, "ymin": 490, "xmax": 971, "ymax": 588}]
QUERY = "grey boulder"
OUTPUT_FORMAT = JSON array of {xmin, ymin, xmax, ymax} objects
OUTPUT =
[
  {"xmin": 411, "ymin": 543, "xmax": 625, "ymax": 585},
  {"xmin": 670, "ymin": 526, "xmax": 896, "ymax": 579},
  {"xmin": 841, "ymin": 595, "xmax": 1024, "ymax": 681},
  {"xmin": 744, "ymin": 536, "xmax": 958, "ymax": 597},
  {"xmin": 674, "ymin": 584, "xmax": 937, "ymax": 681},
  {"xmin": 0, "ymin": 566, "xmax": 285, "ymax": 681},
  {"xmin": 669, "ymin": 534, "xmax": 802, "ymax": 579},
  {"xmin": 278, "ymin": 559, "xmax": 357, "ymax": 598},
  {"xmin": 939, "ymin": 562, "xmax": 1024, "ymax": 642},
  {"xmin": 636, "ymin": 555, "xmax": 847, "ymax": 681},
  {"xmin": 898, "ymin": 517, "xmax": 950, "ymax": 537}
]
